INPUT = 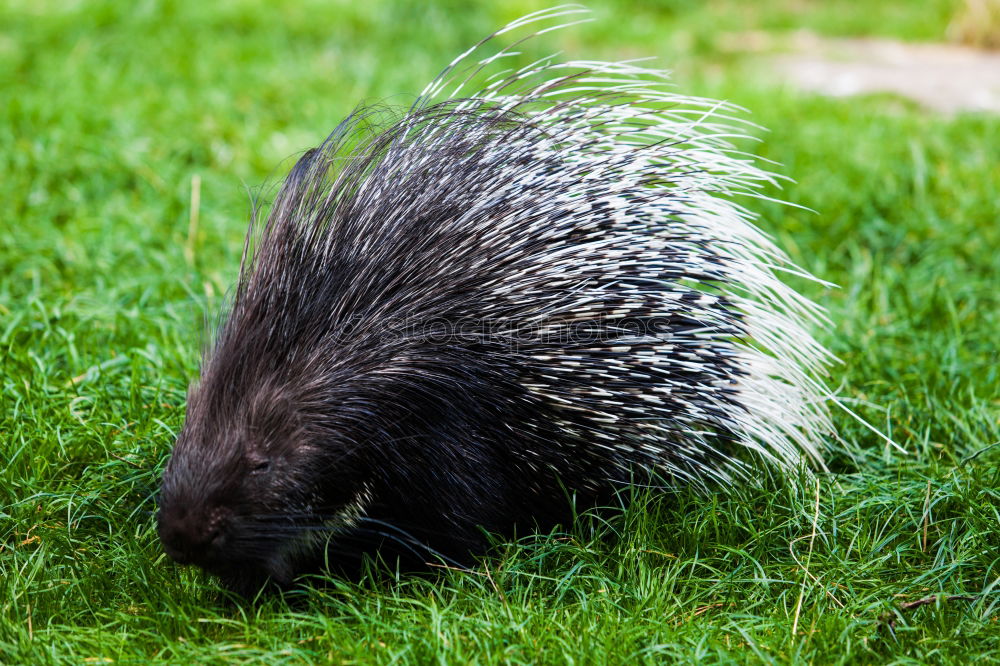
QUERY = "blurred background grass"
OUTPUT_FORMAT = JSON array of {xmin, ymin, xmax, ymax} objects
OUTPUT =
[{"xmin": 1, "ymin": 1, "xmax": 998, "ymax": 663}]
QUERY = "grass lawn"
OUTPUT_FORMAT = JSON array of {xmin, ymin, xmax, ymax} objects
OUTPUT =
[{"xmin": 2, "ymin": 0, "xmax": 998, "ymax": 662}]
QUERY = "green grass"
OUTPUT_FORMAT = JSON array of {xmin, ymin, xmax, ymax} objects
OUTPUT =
[{"xmin": 2, "ymin": 0, "xmax": 998, "ymax": 663}]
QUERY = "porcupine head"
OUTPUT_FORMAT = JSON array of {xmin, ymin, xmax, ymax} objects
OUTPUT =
[{"xmin": 157, "ymin": 8, "xmax": 834, "ymax": 595}]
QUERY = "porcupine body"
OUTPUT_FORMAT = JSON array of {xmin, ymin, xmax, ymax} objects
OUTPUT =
[{"xmin": 158, "ymin": 8, "xmax": 833, "ymax": 595}]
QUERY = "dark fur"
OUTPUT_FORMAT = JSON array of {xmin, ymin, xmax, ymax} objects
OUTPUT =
[{"xmin": 158, "ymin": 107, "xmax": 651, "ymax": 595}]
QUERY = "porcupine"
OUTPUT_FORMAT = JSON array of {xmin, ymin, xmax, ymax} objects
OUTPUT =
[{"xmin": 157, "ymin": 7, "xmax": 834, "ymax": 595}]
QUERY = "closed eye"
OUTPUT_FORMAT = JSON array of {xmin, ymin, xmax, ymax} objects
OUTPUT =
[{"xmin": 250, "ymin": 460, "xmax": 270, "ymax": 474}]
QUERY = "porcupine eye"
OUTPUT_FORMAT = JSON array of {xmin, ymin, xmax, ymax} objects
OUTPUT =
[{"xmin": 247, "ymin": 456, "xmax": 271, "ymax": 476}]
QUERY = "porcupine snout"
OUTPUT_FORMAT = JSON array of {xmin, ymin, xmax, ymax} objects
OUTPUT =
[{"xmin": 158, "ymin": 503, "xmax": 232, "ymax": 567}]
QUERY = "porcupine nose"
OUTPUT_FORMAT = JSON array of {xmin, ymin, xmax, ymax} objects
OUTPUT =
[{"xmin": 158, "ymin": 505, "xmax": 228, "ymax": 566}]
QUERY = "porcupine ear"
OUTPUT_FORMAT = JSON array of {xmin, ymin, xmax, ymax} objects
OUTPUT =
[{"xmin": 404, "ymin": 5, "xmax": 840, "ymax": 478}]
